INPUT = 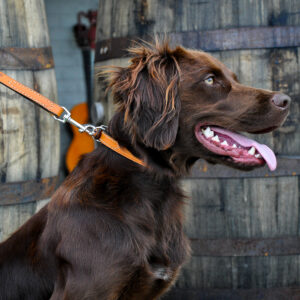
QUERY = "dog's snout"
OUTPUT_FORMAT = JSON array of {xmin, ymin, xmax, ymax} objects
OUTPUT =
[{"xmin": 271, "ymin": 93, "xmax": 291, "ymax": 109}]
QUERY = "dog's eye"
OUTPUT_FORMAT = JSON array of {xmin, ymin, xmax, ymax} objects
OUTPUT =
[{"xmin": 204, "ymin": 76, "xmax": 214, "ymax": 85}]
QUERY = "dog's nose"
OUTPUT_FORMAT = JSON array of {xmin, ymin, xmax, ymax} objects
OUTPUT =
[{"xmin": 271, "ymin": 93, "xmax": 291, "ymax": 109}]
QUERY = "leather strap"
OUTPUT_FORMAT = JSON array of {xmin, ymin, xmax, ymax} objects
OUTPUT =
[
  {"xmin": 96, "ymin": 130, "xmax": 145, "ymax": 166},
  {"xmin": 0, "ymin": 72, "xmax": 64, "ymax": 117},
  {"xmin": 0, "ymin": 72, "xmax": 145, "ymax": 167}
]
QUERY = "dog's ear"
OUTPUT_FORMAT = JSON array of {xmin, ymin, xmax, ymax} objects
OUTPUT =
[{"xmin": 108, "ymin": 41, "xmax": 181, "ymax": 151}]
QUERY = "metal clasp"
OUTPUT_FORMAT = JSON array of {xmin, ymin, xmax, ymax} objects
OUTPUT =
[
  {"xmin": 96, "ymin": 125, "xmax": 108, "ymax": 131},
  {"xmin": 78, "ymin": 124, "xmax": 97, "ymax": 136},
  {"xmin": 53, "ymin": 106, "xmax": 71, "ymax": 124},
  {"xmin": 93, "ymin": 125, "xmax": 108, "ymax": 142},
  {"xmin": 53, "ymin": 107, "xmax": 102, "ymax": 137}
]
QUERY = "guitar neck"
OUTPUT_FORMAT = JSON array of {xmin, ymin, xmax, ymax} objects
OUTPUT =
[{"xmin": 81, "ymin": 48, "xmax": 94, "ymax": 118}]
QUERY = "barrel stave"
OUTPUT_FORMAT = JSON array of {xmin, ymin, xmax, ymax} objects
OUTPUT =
[{"xmin": 0, "ymin": 0, "xmax": 59, "ymax": 242}]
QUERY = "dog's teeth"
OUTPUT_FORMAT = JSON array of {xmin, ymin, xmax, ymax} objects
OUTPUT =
[
  {"xmin": 248, "ymin": 147, "xmax": 256, "ymax": 155},
  {"xmin": 211, "ymin": 135, "xmax": 220, "ymax": 142},
  {"xmin": 203, "ymin": 127, "xmax": 214, "ymax": 138},
  {"xmin": 233, "ymin": 144, "xmax": 237, "ymax": 148},
  {"xmin": 221, "ymin": 140, "xmax": 228, "ymax": 146},
  {"xmin": 255, "ymin": 153, "xmax": 262, "ymax": 158}
]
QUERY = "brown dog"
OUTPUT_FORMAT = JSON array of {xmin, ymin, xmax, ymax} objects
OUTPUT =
[{"xmin": 0, "ymin": 41, "xmax": 290, "ymax": 300}]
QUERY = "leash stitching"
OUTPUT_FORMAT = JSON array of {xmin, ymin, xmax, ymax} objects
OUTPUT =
[{"xmin": 7, "ymin": 79, "xmax": 57, "ymax": 112}]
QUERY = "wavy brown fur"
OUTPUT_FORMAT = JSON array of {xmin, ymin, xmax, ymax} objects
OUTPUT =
[{"xmin": 104, "ymin": 40, "xmax": 182, "ymax": 152}]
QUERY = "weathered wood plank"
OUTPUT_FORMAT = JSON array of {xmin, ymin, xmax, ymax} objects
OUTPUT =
[
  {"xmin": 33, "ymin": 69, "xmax": 60, "ymax": 178},
  {"xmin": 0, "ymin": 202, "xmax": 36, "ymax": 241},
  {"xmin": 96, "ymin": 0, "xmax": 300, "ymax": 42},
  {"xmin": 175, "ymin": 255, "xmax": 300, "ymax": 290},
  {"xmin": 182, "ymin": 177, "xmax": 299, "ymax": 240},
  {"xmin": 0, "ymin": 0, "xmax": 50, "ymax": 48},
  {"xmin": 190, "ymin": 237, "xmax": 300, "ymax": 257},
  {"xmin": 165, "ymin": 286, "xmax": 300, "ymax": 300},
  {"xmin": 0, "ymin": 0, "xmax": 59, "ymax": 241},
  {"xmin": 0, "ymin": 198, "xmax": 49, "ymax": 242},
  {"xmin": 189, "ymin": 157, "xmax": 300, "ymax": 178}
]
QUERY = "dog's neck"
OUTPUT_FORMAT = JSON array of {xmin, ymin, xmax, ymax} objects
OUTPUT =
[{"xmin": 107, "ymin": 111, "xmax": 196, "ymax": 178}]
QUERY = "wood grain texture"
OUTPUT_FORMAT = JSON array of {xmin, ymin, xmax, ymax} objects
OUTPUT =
[
  {"xmin": 96, "ymin": 0, "xmax": 300, "ymax": 41},
  {"xmin": 0, "ymin": 0, "xmax": 59, "ymax": 241},
  {"xmin": 0, "ymin": 198, "xmax": 50, "ymax": 241},
  {"xmin": 94, "ymin": 0, "xmax": 300, "ymax": 296},
  {"xmin": 166, "ymin": 287, "xmax": 300, "ymax": 300},
  {"xmin": 0, "ymin": 202, "xmax": 35, "ymax": 241}
]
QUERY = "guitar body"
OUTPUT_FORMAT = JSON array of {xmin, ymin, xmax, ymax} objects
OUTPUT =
[{"xmin": 66, "ymin": 103, "xmax": 95, "ymax": 172}]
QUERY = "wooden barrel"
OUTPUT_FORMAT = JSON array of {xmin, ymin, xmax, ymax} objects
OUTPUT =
[
  {"xmin": 0, "ymin": 0, "xmax": 59, "ymax": 241},
  {"xmin": 94, "ymin": 1, "xmax": 300, "ymax": 299}
]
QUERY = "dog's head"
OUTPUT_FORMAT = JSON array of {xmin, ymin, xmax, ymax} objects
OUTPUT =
[{"xmin": 106, "ymin": 40, "xmax": 290, "ymax": 174}]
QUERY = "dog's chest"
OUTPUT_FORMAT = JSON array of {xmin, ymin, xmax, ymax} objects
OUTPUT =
[
  {"xmin": 150, "ymin": 263, "xmax": 174, "ymax": 281},
  {"xmin": 124, "ymin": 179, "xmax": 190, "ymax": 284},
  {"xmin": 144, "ymin": 208, "xmax": 189, "ymax": 282}
]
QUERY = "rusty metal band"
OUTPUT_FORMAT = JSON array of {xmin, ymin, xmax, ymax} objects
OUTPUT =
[
  {"xmin": 165, "ymin": 287, "xmax": 300, "ymax": 300},
  {"xmin": 190, "ymin": 237, "xmax": 300, "ymax": 257},
  {"xmin": 95, "ymin": 25, "xmax": 300, "ymax": 62},
  {"xmin": 0, "ymin": 176, "xmax": 59, "ymax": 205},
  {"xmin": 188, "ymin": 156, "xmax": 300, "ymax": 178},
  {"xmin": 0, "ymin": 47, "xmax": 54, "ymax": 70}
]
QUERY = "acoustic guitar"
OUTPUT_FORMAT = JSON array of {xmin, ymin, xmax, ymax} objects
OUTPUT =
[{"xmin": 66, "ymin": 10, "xmax": 97, "ymax": 172}]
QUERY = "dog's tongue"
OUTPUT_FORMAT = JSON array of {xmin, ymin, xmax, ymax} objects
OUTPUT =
[{"xmin": 211, "ymin": 127, "xmax": 277, "ymax": 171}]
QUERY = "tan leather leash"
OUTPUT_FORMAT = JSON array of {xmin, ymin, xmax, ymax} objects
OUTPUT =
[{"xmin": 0, "ymin": 72, "xmax": 145, "ymax": 167}]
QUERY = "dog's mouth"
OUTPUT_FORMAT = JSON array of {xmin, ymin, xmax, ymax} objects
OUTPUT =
[{"xmin": 195, "ymin": 125, "xmax": 277, "ymax": 171}]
